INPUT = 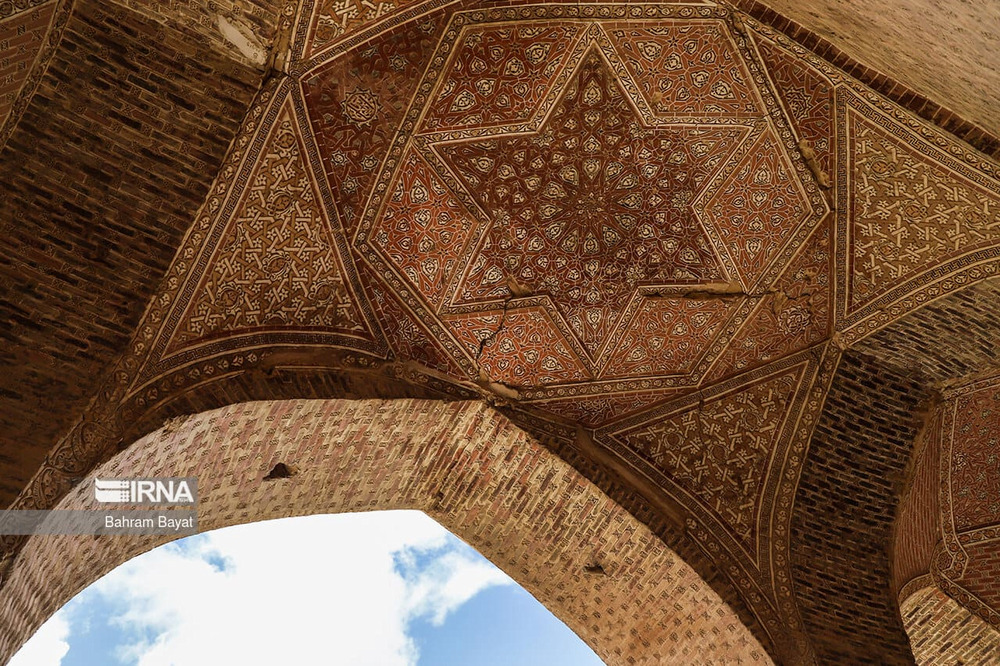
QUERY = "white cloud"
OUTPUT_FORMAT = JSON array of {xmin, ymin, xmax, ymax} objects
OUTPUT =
[
  {"xmin": 401, "ymin": 549, "xmax": 514, "ymax": 626},
  {"xmin": 9, "ymin": 511, "xmax": 514, "ymax": 666},
  {"xmin": 7, "ymin": 608, "xmax": 70, "ymax": 666}
]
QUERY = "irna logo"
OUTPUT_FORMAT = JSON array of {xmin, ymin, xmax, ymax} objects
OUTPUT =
[{"xmin": 94, "ymin": 478, "xmax": 197, "ymax": 505}]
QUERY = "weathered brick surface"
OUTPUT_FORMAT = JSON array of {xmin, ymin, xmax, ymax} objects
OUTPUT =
[
  {"xmin": 0, "ymin": 399, "xmax": 771, "ymax": 665},
  {"xmin": 506, "ymin": 410, "xmax": 777, "ymax": 660},
  {"xmin": 892, "ymin": 410, "xmax": 941, "ymax": 597},
  {"xmin": 958, "ymin": 543, "xmax": 1000, "ymax": 619},
  {"xmin": 855, "ymin": 282, "xmax": 1000, "ymax": 638},
  {"xmin": 902, "ymin": 584, "xmax": 1000, "ymax": 665},
  {"xmin": 119, "ymin": 359, "xmax": 477, "ymax": 445},
  {"xmin": 791, "ymin": 349, "xmax": 927, "ymax": 664},
  {"xmin": 3, "ymin": 0, "xmax": 1000, "ymax": 661},
  {"xmin": 0, "ymin": 1, "xmax": 270, "ymax": 504},
  {"xmin": 113, "ymin": 360, "xmax": 774, "ymax": 661},
  {"xmin": 112, "ymin": 1, "xmax": 286, "ymax": 68},
  {"xmin": 748, "ymin": 0, "xmax": 1000, "ymax": 140},
  {"xmin": 853, "ymin": 279, "xmax": 1000, "ymax": 384}
]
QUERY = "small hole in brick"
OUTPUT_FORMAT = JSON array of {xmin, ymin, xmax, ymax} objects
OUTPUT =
[
  {"xmin": 583, "ymin": 562, "xmax": 606, "ymax": 576},
  {"xmin": 263, "ymin": 462, "xmax": 292, "ymax": 480}
]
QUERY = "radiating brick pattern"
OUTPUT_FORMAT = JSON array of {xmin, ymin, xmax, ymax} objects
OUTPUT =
[
  {"xmin": 902, "ymin": 585, "xmax": 1000, "ymax": 665},
  {"xmin": 0, "ymin": 400, "xmax": 771, "ymax": 666}
]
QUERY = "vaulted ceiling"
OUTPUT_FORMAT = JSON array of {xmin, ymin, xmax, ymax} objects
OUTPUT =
[{"xmin": 2, "ymin": 1, "xmax": 1000, "ymax": 664}]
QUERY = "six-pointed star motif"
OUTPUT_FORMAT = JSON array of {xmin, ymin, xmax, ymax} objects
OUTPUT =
[{"xmin": 439, "ymin": 50, "xmax": 745, "ymax": 357}]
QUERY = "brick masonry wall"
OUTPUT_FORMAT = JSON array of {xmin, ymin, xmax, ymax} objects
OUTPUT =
[
  {"xmin": 0, "ymin": 1, "xmax": 273, "ymax": 504},
  {"xmin": 902, "ymin": 585, "xmax": 1000, "ymax": 665},
  {"xmin": 110, "ymin": 1, "xmax": 284, "ymax": 68},
  {"xmin": 850, "ymin": 278, "xmax": 1000, "ymax": 646},
  {"xmin": 958, "ymin": 543, "xmax": 1000, "ymax": 619},
  {"xmin": 790, "ymin": 349, "xmax": 928, "ymax": 664},
  {"xmin": 891, "ymin": 409, "xmax": 941, "ymax": 598},
  {"xmin": 0, "ymin": 399, "xmax": 771, "ymax": 665},
  {"xmin": 852, "ymin": 279, "xmax": 1000, "ymax": 384},
  {"xmin": 752, "ymin": 0, "xmax": 1000, "ymax": 138},
  {"xmin": 505, "ymin": 410, "xmax": 777, "ymax": 660}
]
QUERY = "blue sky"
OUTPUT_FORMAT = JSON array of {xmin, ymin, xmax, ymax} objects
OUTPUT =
[{"xmin": 9, "ymin": 511, "xmax": 604, "ymax": 666}]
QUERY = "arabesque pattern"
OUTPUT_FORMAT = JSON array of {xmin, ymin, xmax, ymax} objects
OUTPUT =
[
  {"xmin": 607, "ymin": 22, "xmax": 762, "ymax": 118},
  {"xmin": 618, "ymin": 365, "xmax": 803, "ymax": 551},
  {"xmin": 440, "ymin": 51, "xmax": 742, "ymax": 356},
  {"xmin": 349, "ymin": 14, "xmax": 824, "ymax": 401},
  {"xmin": 424, "ymin": 24, "xmax": 582, "ymax": 132},
  {"xmin": 171, "ymin": 102, "xmax": 368, "ymax": 350},
  {"xmin": 374, "ymin": 151, "xmax": 477, "ymax": 308},
  {"xmin": 848, "ymin": 108, "xmax": 1000, "ymax": 312},
  {"xmin": 756, "ymin": 38, "xmax": 834, "ymax": 174}
]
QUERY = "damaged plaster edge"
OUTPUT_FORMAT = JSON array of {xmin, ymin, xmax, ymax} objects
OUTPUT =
[{"xmin": 217, "ymin": 14, "xmax": 269, "ymax": 68}]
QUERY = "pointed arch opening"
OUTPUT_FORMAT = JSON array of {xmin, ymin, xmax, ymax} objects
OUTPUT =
[{"xmin": 0, "ymin": 399, "xmax": 770, "ymax": 665}]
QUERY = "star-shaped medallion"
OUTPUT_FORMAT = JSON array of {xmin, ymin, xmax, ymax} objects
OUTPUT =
[{"xmin": 440, "ymin": 51, "xmax": 745, "ymax": 357}]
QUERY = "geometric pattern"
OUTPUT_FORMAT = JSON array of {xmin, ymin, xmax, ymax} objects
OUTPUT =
[
  {"xmin": 936, "ymin": 372, "xmax": 1000, "ymax": 632},
  {"xmin": 709, "ymin": 217, "xmax": 832, "ymax": 382},
  {"xmin": 757, "ymin": 38, "xmax": 835, "ymax": 175},
  {"xmin": 303, "ymin": 16, "xmax": 446, "ymax": 236},
  {"xmin": 374, "ymin": 151, "xmax": 477, "ymax": 309},
  {"xmin": 423, "ymin": 24, "xmax": 583, "ymax": 132},
  {"xmin": 302, "ymin": 0, "xmax": 428, "ymax": 59},
  {"xmin": 700, "ymin": 128, "xmax": 812, "ymax": 288},
  {"xmin": 446, "ymin": 305, "xmax": 591, "ymax": 386},
  {"xmin": 20, "ymin": 4, "xmax": 1000, "ymax": 664},
  {"xmin": 170, "ymin": 100, "xmax": 369, "ymax": 351},
  {"xmin": 0, "ymin": 2, "xmax": 57, "ymax": 128},
  {"xmin": 616, "ymin": 364, "xmax": 804, "ymax": 553},
  {"xmin": 607, "ymin": 22, "xmax": 763, "ymax": 119},
  {"xmin": 441, "ymin": 50, "xmax": 740, "ymax": 356},
  {"xmin": 347, "ymin": 12, "xmax": 825, "ymax": 405},
  {"xmin": 360, "ymin": 262, "xmax": 466, "ymax": 377},
  {"xmin": 836, "ymin": 88, "xmax": 1000, "ymax": 338},
  {"xmin": 530, "ymin": 389, "xmax": 687, "ymax": 430},
  {"xmin": 848, "ymin": 111, "xmax": 1000, "ymax": 312},
  {"xmin": 602, "ymin": 296, "xmax": 736, "ymax": 378},
  {"xmin": 949, "ymin": 386, "xmax": 1000, "ymax": 533}
]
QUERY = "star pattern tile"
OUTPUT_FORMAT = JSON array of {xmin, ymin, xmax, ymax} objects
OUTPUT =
[
  {"xmin": 352, "ymin": 15, "xmax": 825, "ymax": 402},
  {"xmin": 441, "ymin": 50, "xmax": 744, "ymax": 357}
]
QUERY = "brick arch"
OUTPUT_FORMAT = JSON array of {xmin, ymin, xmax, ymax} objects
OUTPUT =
[
  {"xmin": 0, "ymin": 399, "xmax": 770, "ymax": 665},
  {"xmin": 900, "ymin": 583, "xmax": 1000, "ymax": 664}
]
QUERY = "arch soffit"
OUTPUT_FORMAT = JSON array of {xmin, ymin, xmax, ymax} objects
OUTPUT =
[{"xmin": 0, "ymin": 398, "xmax": 771, "ymax": 666}]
